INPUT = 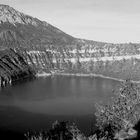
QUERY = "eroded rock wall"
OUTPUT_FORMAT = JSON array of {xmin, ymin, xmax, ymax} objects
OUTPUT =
[
  {"xmin": 0, "ymin": 48, "xmax": 35, "ymax": 87},
  {"xmin": 17, "ymin": 43, "xmax": 140, "ymax": 80}
]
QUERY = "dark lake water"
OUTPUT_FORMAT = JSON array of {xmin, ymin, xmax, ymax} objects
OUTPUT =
[{"xmin": 0, "ymin": 76, "xmax": 120, "ymax": 139}]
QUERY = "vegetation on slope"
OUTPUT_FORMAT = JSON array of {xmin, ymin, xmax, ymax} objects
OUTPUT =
[{"xmin": 95, "ymin": 80, "xmax": 140, "ymax": 140}]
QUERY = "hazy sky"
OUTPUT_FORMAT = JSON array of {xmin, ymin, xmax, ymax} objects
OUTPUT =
[{"xmin": 1, "ymin": 0, "xmax": 140, "ymax": 43}]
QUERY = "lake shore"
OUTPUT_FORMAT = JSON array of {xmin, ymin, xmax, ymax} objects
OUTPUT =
[
  {"xmin": 36, "ymin": 72, "xmax": 52, "ymax": 77},
  {"xmin": 36, "ymin": 71, "xmax": 124, "ymax": 81},
  {"xmin": 36, "ymin": 71, "xmax": 140, "ymax": 83}
]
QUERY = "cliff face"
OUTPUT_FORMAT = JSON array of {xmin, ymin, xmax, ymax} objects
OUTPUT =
[
  {"xmin": 0, "ymin": 48, "xmax": 35, "ymax": 87},
  {"xmin": 16, "ymin": 42, "xmax": 140, "ymax": 80},
  {"xmin": 0, "ymin": 5, "xmax": 140, "ymax": 81}
]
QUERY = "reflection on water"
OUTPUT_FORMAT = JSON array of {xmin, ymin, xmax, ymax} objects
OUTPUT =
[{"xmin": 0, "ymin": 76, "xmax": 119, "ymax": 135}]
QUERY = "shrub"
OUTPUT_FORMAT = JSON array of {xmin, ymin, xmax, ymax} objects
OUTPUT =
[{"xmin": 95, "ymin": 80, "xmax": 140, "ymax": 139}]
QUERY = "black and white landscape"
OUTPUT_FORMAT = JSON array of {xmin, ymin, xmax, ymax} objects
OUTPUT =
[{"xmin": 0, "ymin": 0, "xmax": 140, "ymax": 140}]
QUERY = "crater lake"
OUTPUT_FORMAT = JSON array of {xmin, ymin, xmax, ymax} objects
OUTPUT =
[{"xmin": 0, "ymin": 76, "xmax": 119, "ymax": 139}]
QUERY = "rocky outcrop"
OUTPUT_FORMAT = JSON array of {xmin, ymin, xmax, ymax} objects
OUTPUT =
[
  {"xmin": 16, "ymin": 42, "xmax": 140, "ymax": 80},
  {"xmin": 0, "ymin": 48, "xmax": 35, "ymax": 87}
]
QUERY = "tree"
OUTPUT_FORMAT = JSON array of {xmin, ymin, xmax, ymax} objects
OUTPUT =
[{"xmin": 95, "ymin": 80, "xmax": 140, "ymax": 139}]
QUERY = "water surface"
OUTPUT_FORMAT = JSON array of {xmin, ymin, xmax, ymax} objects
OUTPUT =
[{"xmin": 0, "ymin": 76, "xmax": 119, "ymax": 139}]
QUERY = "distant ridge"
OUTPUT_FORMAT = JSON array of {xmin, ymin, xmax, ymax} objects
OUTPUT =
[
  {"xmin": 0, "ymin": 4, "xmax": 136, "ymax": 49},
  {"xmin": 0, "ymin": 4, "xmax": 77, "ymax": 48}
]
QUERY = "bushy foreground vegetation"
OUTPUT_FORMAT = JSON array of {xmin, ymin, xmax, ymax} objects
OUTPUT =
[
  {"xmin": 95, "ymin": 80, "xmax": 140, "ymax": 140},
  {"xmin": 25, "ymin": 80, "xmax": 140, "ymax": 140}
]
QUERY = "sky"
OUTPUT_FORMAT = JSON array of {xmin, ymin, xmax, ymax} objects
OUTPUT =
[{"xmin": 1, "ymin": 0, "xmax": 140, "ymax": 43}]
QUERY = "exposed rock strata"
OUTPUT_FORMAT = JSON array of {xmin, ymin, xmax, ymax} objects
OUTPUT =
[
  {"xmin": 0, "ymin": 48, "xmax": 35, "ymax": 87},
  {"xmin": 16, "ymin": 43, "xmax": 140, "ymax": 81},
  {"xmin": 0, "ymin": 5, "xmax": 140, "ymax": 81}
]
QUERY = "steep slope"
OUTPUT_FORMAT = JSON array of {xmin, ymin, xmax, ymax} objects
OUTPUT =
[
  {"xmin": 0, "ymin": 4, "xmax": 140, "ymax": 80},
  {"xmin": 0, "ymin": 4, "xmax": 76, "ymax": 48},
  {"xmin": 18, "ymin": 43, "xmax": 140, "ymax": 80},
  {"xmin": 0, "ymin": 48, "xmax": 35, "ymax": 87}
]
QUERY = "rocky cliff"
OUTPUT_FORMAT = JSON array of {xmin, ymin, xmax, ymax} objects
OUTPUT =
[
  {"xmin": 0, "ymin": 5, "xmax": 140, "ymax": 81},
  {"xmin": 16, "ymin": 42, "xmax": 140, "ymax": 80},
  {"xmin": 0, "ymin": 48, "xmax": 35, "ymax": 87}
]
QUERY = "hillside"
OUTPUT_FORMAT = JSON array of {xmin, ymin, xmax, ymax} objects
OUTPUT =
[
  {"xmin": 0, "ymin": 4, "xmax": 76, "ymax": 48},
  {"xmin": 0, "ymin": 48, "xmax": 35, "ymax": 87},
  {"xmin": 0, "ymin": 5, "xmax": 140, "ymax": 80}
]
